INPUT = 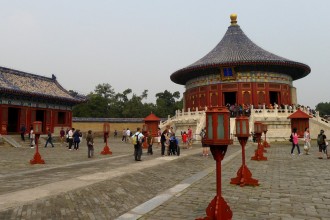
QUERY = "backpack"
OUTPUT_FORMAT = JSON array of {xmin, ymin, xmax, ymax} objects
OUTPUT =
[
  {"xmin": 289, "ymin": 134, "xmax": 293, "ymax": 142},
  {"xmin": 132, "ymin": 133, "xmax": 141, "ymax": 145},
  {"xmin": 132, "ymin": 133, "xmax": 138, "ymax": 145},
  {"xmin": 317, "ymin": 134, "xmax": 324, "ymax": 145}
]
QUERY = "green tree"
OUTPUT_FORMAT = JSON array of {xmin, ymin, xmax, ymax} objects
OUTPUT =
[
  {"xmin": 73, "ymin": 93, "xmax": 110, "ymax": 117},
  {"xmin": 94, "ymin": 83, "xmax": 115, "ymax": 99},
  {"xmin": 154, "ymin": 90, "xmax": 182, "ymax": 118},
  {"xmin": 316, "ymin": 102, "xmax": 330, "ymax": 116}
]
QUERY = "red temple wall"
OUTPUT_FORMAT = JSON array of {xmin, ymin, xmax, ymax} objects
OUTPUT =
[
  {"xmin": 0, "ymin": 104, "xmax": 72, "ymax": 135},
  {"xmin": 184, "ymin": 82, "xmax": 292, "ymax": 111}
]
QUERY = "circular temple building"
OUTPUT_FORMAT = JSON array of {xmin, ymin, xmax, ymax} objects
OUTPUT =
[{"xmin": 171, "ymin": 14, "xmax": 311, "ymax": 111}]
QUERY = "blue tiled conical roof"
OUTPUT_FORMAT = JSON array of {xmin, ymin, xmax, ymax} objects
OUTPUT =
[{"xmin": 171, "ymin": 17, "xmax": 311, "ymax": 85}]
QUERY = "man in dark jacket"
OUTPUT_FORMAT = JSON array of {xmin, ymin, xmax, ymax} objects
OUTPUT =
[
  {"xmin": 44, "ymin": 129, "xmax": 54, "ymax": 148},
  {"xmin": 20, "ymin": 124, "xmax": 26, "ymax": 141}
]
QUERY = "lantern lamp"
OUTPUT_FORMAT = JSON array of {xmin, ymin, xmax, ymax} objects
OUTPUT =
[
  {"xmin": 235, "ymin": 116, "xmax": 249, "ymax": 138},
  {"xmin": 33, "ymin": 121, "xmax": 42, "ymax": 135},
  {"xmin": 262, "ymin": 124, "xmax": 268, "ymax": 133},
  {"xmin": 197, "ymin": 107, "xmax": 233, "ymax": 220},
  {"xmin": 30, "ymin": 121, "xmax": 45, "ymax": 164},
  {"xmin": 101, "ymin": 123, "xmax": 112, "ymax": 155},
  {"xmin": 204, "ymin": 107, "xmax": 233, "ymax": 146},
  {"xmin": 231, "ymin": 116, "xmax": 259, "ymax": 186},
  {"xmin": 254, "ymin": 122, "xmax": 263, "ymax": 134},
  {"xmin": 251, "ymin": 122, "xmax": 267, "ymax": 161},
  {"xmin": 103, "ymin": 123, "xmax": 110, "ymax": 133}
]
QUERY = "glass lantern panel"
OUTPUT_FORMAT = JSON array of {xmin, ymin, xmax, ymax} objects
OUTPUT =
[
  {"xmin": 217, "ymin": 115, "xmax": 224, "ymax": 139},
  {"xmin": 207, "ymin": 115, "xmax": 213, "ymax": 139},
  {"xmin": 236, "ymin": 121, "xmax": 241, "ymax": 135},
  {"xmin": 242, "ymin": 121, "xmax": 247, "ymax": 134}
]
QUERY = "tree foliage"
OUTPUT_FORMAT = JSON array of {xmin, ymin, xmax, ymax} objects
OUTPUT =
[
  {"xmin": 72, "ymin": 85, "xmax": 182, "ymax": 118},
  {"xmin": 316, "ymin": 102, "xmax": 330, "ymax": 116}
]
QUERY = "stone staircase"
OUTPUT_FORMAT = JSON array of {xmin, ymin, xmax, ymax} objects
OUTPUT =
[{"xmin": 2, "ymin": 135, "xmax": 48, "ymax": 148}]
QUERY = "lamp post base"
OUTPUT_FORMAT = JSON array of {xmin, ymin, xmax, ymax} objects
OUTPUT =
[
  {"xmin": 263, "ymin": 141, "xmax": 270, "ymax": 148},
  {"xmin": 30, "ymin": 152, "xmax": 45, "ymax": 164},
  {"xmin": 101, "ymin": 145, "xmax": 112, "ymax": 155},
  {"xmin": 230, "ymin": 164, "xmax": 259, "ymax": 187},
  {"xmin": 196, "ymin": 195, "xmax": 232, "ymax": 220},
  {"xmin": 251, "ymin": 146, "xmax": 267, "ymax": 161}
]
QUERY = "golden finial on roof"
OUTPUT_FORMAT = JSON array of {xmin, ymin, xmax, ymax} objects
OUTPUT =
[{"xmin": 230, "ymin": 13, "xmax": 238, "ymax": 25}]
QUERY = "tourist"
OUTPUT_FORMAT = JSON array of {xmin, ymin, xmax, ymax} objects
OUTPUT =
[
  {"xmin": 30, "ymin": 127, "xmax": 35, "ymax": 148},
  {"xmin": 157, "ymin": 127, "xmax": 161, "ymax": 147},
  {"xmin": 60, "ymin": 127, "xmax": 65, "ymax": 146},
  {"xmin": 317, "ymin": 129, "xmax": 328, "ymax": 159},
  {"xmin": 126, "ymin": 128, "xmax": 131, "ymax": 143},
  {"xmin": 132, "ymin": 127, "xmax": 144, "ymax": 161},
  {"xmin": 68, "ymin": 128, "xmax": 74, "ymax": 150},
  {"xmin": 20, "ymin": 124, "xmax": 26, "ymax": 141},
  {"xmin": 169, "ymin": 133, "xmax": 179, "ymax": 155},
  {"xmin": 122, "ymin": 128, "xmax": 127, "ymax": 142},
  {"xmin": 200, "ymin": 128, "xmax": 209, "ymax": 156},
  {"xmin": 290, "ymin": 128, "xmax": 301, "ymax": 156},
  {"xmin": 146, "ymin": 131, "xmax": 153, "ymax": 155},
  {"xmin": 86, "ymin": 130, "xmax": 94, "ymax": 158},
  {"xmin": 182, "ymin": 131, "xmax": 188, "ymax": 148},
  {"xmin": 161, "ymin": 129, "xmax": 168, "ymax": 156},
  {"xmin": 73, "ymin": 129, "xmax": 81, "ymax": 150},
  {"xmin": 303, "ymin": 128, "xmax": 311, "ymax": 155},
  {"xmin": 44, "ymin": 129, "xmax": 54, "ymax": 148}
]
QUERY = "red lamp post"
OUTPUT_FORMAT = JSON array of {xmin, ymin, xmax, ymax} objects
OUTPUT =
[
  {"xmin": 30, "ymin": 121, "xmax": 45, "ymax": 164},
  {"xmin": 196, "ymin": 107, "xmax": 233, "ymax": 220},
  {"xmin": 262, "ymin": 124, "xmax": 270, "ymax": 148},
  {"xmin": 230, "ymin": 116, "xmax": 259, "ymax": 187},
  {"xmin": 101, "ymin": 123, "xmax": 112, "ymax": 155},
  {"xmin": 251, "ymin": 122, "xmax": 267, "ymax": 161}
]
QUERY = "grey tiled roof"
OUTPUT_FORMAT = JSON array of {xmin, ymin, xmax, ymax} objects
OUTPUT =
[
  {"xmin": 171, "ymin": 24, "xmax": 311, "ymax": 85},
  {"xmin": 0, "ymin": 66, "xmax": 85, "ymax": 104}
]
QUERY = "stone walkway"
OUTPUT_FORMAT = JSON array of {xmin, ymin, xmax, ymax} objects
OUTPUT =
[{"xmin": 0, "ymin": 138, "xmax": 330, "ymax": 219}]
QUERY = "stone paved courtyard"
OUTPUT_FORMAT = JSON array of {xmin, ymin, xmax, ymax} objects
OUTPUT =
[{"xmin": 0, "ymin": 138, "xmax": 330, "ymax": 219}]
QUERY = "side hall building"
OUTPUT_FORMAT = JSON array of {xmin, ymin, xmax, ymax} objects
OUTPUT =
[
  {"xmin": 0, "ymin": 66, "xmax": 85, "ymax": 135},
  {"xmin": 170, "ymin": 14, "xmax": 311, "ymax": 111}
]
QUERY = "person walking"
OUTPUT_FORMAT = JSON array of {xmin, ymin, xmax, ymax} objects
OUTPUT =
[
  {"xmin": 20, "ymin": 124, "xmax": 26, "ymax": 141},
  {"xmin": 146, "ymin": 131, "xmax": 153, "ymax": 155},
  {"xmin": 161, "ymin": 129, "xmax": 168, "ymax": 156},
  {"xmin": 30, "ymin": 127, "xmax": 35, "ymax": 148},
  {"xmin": 126, "ymin": 128, "xmax": 131, "ymax": 143},
  {"xmin": 291, "ymin": 128, "xmax": 301, "ymax": 156},
  {"xmin": 122, "ymin": 128, "xmax": 127, "ymax": 142},
  {"xmin": 73, "ymin": 129, "xmax": 81, "ymax": 150},
  {"xmin": 317, "ymin": 129, "xmax": 328, "ymax": 159},
  {"xmin": 303, "ymin": 128, "xmax": 311, "ymax": 155},
  {"xmin": 133, "ymin": 127, "xmax": 144, "ymax": 161},
  {"xmin": 60, "ymin": 127, "xmax": 65, "ymax": 146},
  {"xmin": 200, "ymin": 128, "xmax": 209, "ymax": 156},
  {"xmin": 44, "ymin": 129, "xmax": 54, "ymax": 148},
  {"xmin": 68, "ymin": 128, "xmax": 74, "ymax": 150},
  {"xmin": 86, "ymin": 130, "xmax": 94, "ymax": 158}
]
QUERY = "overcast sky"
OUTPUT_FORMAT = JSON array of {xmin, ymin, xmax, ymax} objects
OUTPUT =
[{"xmin": 0, "ymin": 1, "xmax": 329, "ymax": 109}]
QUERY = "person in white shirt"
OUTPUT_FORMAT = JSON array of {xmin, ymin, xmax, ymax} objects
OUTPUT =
[
  {"xmin": 126, "ymin": 128, "xmax": 131, "ymax": 143},
  {"xmin": 68, "ymin": 128, "xmax": 74, "ymax": 150},
  {"xmin": 133, "ymin": 127, "xmax": 144, "ymax": 161}
]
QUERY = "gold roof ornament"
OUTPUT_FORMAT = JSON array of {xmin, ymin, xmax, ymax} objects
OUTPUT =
[{"xmin": 230, "ymin": 13, "xmax": 238, "ymax": 25}]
